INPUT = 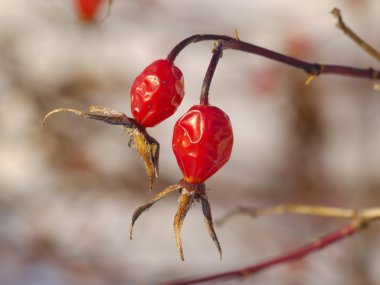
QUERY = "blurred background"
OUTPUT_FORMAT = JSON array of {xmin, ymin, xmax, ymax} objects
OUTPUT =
[{"xmin": 1, "ymin": 0, "xmax": 380, "ymax": 284}]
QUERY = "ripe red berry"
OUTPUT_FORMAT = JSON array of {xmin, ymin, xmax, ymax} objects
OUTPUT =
[
  {"xmin": 130, "ymin": 59, "xmax": 184, "ymax": 128},
  {"xmin": 74, "ymin": 0, "xmax": 102, "ymax": 22},
  {"xmin": 172, "ymin": 104, "xmax": 233, "ymax": 183}
]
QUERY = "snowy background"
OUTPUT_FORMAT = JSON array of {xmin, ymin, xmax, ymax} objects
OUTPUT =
[{"xmin": 1, "ymin": 0, "xmax": 380, "ymax": 284}]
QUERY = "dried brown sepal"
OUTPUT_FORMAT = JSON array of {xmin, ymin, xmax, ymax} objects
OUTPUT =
[
  {"xmin": 41, "ymin": 106, "xmax": 133, "ymax": 127},
  {"xmin": 41, "ymin": 108, "xmax": 86, "ymax": 126},
  {"xmin": 41, "ymin": 106, "xmax": 160, "ymax": 190},
  {"xmin": 200, "ymin": 193, "xmax": 222, "ymax": 260},
  {"xmin": 130, "ymin": 181, "xmax": 222, "ymax": 261},
  {"xmin": 174, "ymin": 190, "xmax": 195, "ymax": 261},
  {"xmin": 126, "ymin": 127, "xmax": 160, "ymax": 190},
  {"xmin": 129, "ymin": 184, "xmax": 180, "ymax": 239}
]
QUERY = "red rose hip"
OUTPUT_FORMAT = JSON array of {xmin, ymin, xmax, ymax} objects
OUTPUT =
[
  {"xmin": 172, "ymin": 104, "xmax": 233, "ymax": 183},
  {"xmin": 75, "ymin": 0, "xmax": 103, "ymax": 21},
  {"xmin": 130, "ymin": 59, "xmax": 184, "ymax": 128},
  {"xmin": 130, "ymin": 41, "xmax": 232, "ymax": 261}
]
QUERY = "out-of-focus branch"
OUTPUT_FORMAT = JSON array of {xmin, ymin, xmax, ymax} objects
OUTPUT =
[
  {"xmin": 331, "ymin": 7, "xmax": 380, "ymax": 62},
  {"xmin": 160, "ymin": 205, "xmax": 380, "ymax": 285},
  {"xmin": 161, "ymin": 219, "xmax": 367, "ymax": 285},
  {"xmin": 216, "ymin": 204, "xmax": 357, "ymax": 226},
  {"xmin": 217, "ymin": 204, "xmax": 380, "ymax": 226}
]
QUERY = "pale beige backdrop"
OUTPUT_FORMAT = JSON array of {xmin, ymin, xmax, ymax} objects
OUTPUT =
[{"xmin": 0, "ymin": 0, "xmax": 380, "ymax": 284}]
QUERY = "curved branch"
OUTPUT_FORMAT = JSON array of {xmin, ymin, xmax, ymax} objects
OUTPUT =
[
  {"xmin": 161, "ymin": 219, "xmax": 365, "ymax": 285},
  {"xmin": 160, "ymin": 205, "xmax": 380, "ymax": 285},
  {"xmin": 166, "ymin": 34, "xmax": 380, "ymax": 81}
]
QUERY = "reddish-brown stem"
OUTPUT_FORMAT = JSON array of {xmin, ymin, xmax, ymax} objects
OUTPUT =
[
  {"xmin": 166, "ymin": 34, "xmax": 380, "ymax": 81},
  {"xmin": 161, "ymin": 221, "xmax": 363, "ymax": 285},
  {"xmin": 200, "ymin": 41, "xmax": 225, "ymax": 106},
  {"xmin": 166, "ymin": 34, "xmax": 231, "ymax": 62}
]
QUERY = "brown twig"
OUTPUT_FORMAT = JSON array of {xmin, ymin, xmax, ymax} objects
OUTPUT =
[{"xmin": 331, "ymin": 7, "xmax": 380, "ymax": 62}]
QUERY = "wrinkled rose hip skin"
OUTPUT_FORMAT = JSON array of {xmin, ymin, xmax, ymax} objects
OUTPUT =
[
  {"xmin": 75, "ymin": 0, "xmax": 102, "ymax": 21},
  {"xmin": 42, "ymin": 59, "xmax": 185, "ymax": 190},
  {"xmin": 130, "ymin": 59, "xmax": 185, "ymax": 127},
  {"xmin": 172, "ymin": 104, "xmax": 233, "ymax": 183},
  {"xmin": 130, "ymin": 104, "xmax": 234, "ymax": 260}
]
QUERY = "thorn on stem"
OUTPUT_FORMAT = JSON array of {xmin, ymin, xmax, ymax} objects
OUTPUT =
[
  {"xmin": 305, "ymin": 74, "xmax": 316, "ymax": 86},
  {"xmin": 234, "ymin": 28, "xmax": 240, "ymax": 41}
]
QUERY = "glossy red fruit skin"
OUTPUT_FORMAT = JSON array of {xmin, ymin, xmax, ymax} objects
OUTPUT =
[
  {"xmin": 75, "ymin": 0, "xmax": 102, "ymax": 22},
  {"xmin": 130, "ymin": 59, "xmax": 184, "ymax": 128},
  {"xmin": 172, "ymin": 105, "xmax": 233, "ymax": 183}
]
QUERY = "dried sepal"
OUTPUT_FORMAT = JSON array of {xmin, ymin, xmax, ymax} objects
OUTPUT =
[
  {"xmin": 130, "ymin": 181, "xmax": 223, "ymax": 260},
  {"xmin": 129, "ymin": 184, "xmax": 180, "ymax": 239},
  {"xmin": 200, "ymin": 193, "xmax": 222, "ymax": 260},
  {"xmin": 41, "ymin": 106, "xmax": 133, "ymax": 127},
  {"xmin": 126, "ymin": 127, "xmax": 160, "ymax": 190},
  {"xmin": 174, "ymin": 189, "xmax": 195, "ymax": 261},
  {"xmin": 41, "ymin": 108, "xmax": 86, "ymax": 126},
  {"xmin": 41, "ymin": 106, "xmax": 160, "ymax": 190}
]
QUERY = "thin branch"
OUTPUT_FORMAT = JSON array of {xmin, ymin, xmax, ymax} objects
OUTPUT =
[
  {"xmin": 216, "ymin": 204, "xmax": 357, "ymax": 226},
  {"xmin": 166, "ymin": 34, "xmax": 380, "ymax": 81},
  {"xmin": 331, "ymin": 7, "xmax": 380, "ymax": 62},
  {"xmin": 160, "ymin": 219, "xmax": 365, "ymax": 285},
  {"xmin": 166, "ymin": 35, "xmax": 231, "ymax": 62},
  {"xmin": 217, "ymin": 204, "xmax": 380, "ymax": 226},
  {"xmin": 160, "ymin": 205, "xmax": 380, "ymax": 285}
]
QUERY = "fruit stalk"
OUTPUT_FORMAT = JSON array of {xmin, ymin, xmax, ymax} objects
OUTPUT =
[{"xmin": 200, "ymin": 40, "xmax": 225, "ymax": 106}]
